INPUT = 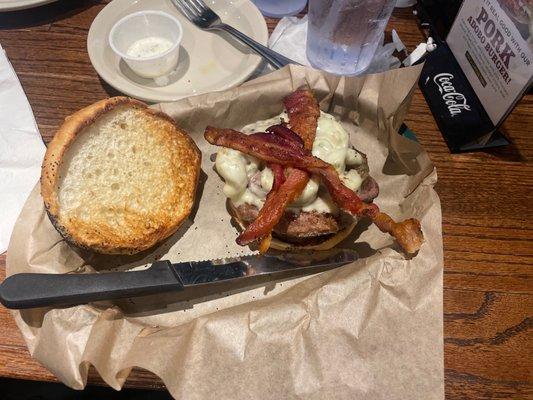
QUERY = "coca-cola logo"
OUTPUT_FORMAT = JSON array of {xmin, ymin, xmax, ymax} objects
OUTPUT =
[{"xmin": 433, "ymin": 73, "xmax": 471, "ymax": 117}]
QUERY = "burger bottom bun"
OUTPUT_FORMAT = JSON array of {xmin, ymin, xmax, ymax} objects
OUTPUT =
[{"xmin": 228, "ymin": 201, "xmax": 357, "ymax": 251}]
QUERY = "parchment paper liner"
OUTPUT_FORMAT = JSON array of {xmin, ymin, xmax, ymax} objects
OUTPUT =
[{"xmin": 7, "ymin": 65, "xmax": 444, "ymax": 399}]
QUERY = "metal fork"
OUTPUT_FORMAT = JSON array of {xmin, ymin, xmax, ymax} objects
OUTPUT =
[{"xmin": 170, "ymin": 0, "xmax": 299, "ymax": 69}]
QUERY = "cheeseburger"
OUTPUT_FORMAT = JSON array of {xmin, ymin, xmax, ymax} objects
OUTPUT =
[{"xmin": 205, "ymin": 89, "xmax": 423, "ymax": 254}]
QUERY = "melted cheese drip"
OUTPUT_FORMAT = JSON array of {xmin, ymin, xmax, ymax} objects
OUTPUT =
[{"xmin": 215, "ymin": 111, "xmax": 364, "ymax": 213}]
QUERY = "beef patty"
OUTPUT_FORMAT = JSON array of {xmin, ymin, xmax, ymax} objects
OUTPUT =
[{"xmin": 233, "ymin": 176, "xmax": 379, "ymax": 244}]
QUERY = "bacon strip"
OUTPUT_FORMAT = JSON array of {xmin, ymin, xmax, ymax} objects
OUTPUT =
[
  {"xmin": 283, "ymin": 89, "xmax": 320, "ymax": 150},
  {"xmin": 268, "ymin": 162, "xmax": 286, "ymax": 191},
  {"xmin": 205, "ymin": 127, "xmax": 326, "ymax": 169},
  {"xmin": 250, "ymin": 131, "xmax": 303, "ymax": 153},
  {"xmin": 266, "ymin": 124, "xmax": 304, "ymax": 148},
  {"xmin": 237, "ymin": 168, "xmax": 309, "ymax": 246},
  {"xmin": 236, "ymin": 90, "xmax": 320, "ymax": 249},
  {"xmin": 205, "ymin": 127, "xmax": 424, "ymax": 254},
  {"xmin": 310, "ymin": 166, "xmax": 423, "ymax": 254}
]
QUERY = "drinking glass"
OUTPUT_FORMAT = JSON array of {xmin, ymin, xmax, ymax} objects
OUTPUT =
[{"xmin": 306, "ymin": 0, "xmax": 396, "ymax": 75}]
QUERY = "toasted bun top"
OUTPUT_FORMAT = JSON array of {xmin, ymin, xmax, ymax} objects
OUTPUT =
[{"xmin": 41, "ymin": 97, "xmax": 201, "ymax": 254}]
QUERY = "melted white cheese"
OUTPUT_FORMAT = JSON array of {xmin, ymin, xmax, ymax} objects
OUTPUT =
[
  {"xmin": 215, "ymin": 148, "xmax": 247, "ymax": 199},
  {"xmin": 215, "ymin": 111, "xmax": 365, "ymax": 213},
  {"xmin": 301, "ymin": 193, "xmax": 338, "ymax": 214},
  {"xmin": 241, "ymin": 113, "xmax": 288, "ymax": 134},
  {"xmin": 341, "ymin": 169, "xmax": 363, "ymax": 192},
  {"xmin": 313, "ymin": 113, "xmax": 350, "ymax": 172},
  {"xmin": 260, "ymin": 167, "xmax": 274, "ymax": 192}
]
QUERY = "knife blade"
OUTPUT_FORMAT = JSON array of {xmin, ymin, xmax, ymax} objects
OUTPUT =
[{"xmin": 0, "ymin": 249, "xmax": 357, "ymax": 309}]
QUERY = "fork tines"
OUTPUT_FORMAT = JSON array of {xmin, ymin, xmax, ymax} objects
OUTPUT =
[{"xmin": 172, "ymin": 0, "xmax": 210, "ymax": 19}]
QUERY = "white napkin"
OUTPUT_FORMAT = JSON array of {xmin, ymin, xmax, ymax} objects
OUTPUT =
[
  {"xmin": 268, "ymin": 16, "xmax": 403, "ymax": 74},
  {"xmin": 0, "ymin": 44, "xmax": 46, "ymax": 253}
]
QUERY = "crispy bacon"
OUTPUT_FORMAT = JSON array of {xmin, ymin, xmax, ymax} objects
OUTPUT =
[
  {"xmin": 236, "ymin": 90, "xmax": 320, "ymax": 249},
  {"xmin": 205, "ymin": 127, "xmax": 327, "ymax": 169},
  {"xmin": 266, "ymin": 124, "xmax": 305, "ymax": 148},
  {"xmin": 310, "ymin": 166, "xmax": 423, "ymax": 253},
  {"xmin": 268, "ymin": 163, "xmax": 286, "ymax": 191},
  {"xmin": 250, "ymin": 131, "xmax": 303, "ymax": 153},
  {"xmin": 237, "ymin": 168, "xmax": 309, "ymax": 246},
  {"xmin": 205, "ymin": 127, "xmax": 424, "ymax": 254},
  {"xmin": 283, "ymin": 89, "xmax": 320, "ymax": 150},
  {"xmin": 372, "ymin": 214, "xmax": 423, "ymax": 255},
  {"xmin": 238, "ymin": 131, "xmax": 310, "ymax": 246}
]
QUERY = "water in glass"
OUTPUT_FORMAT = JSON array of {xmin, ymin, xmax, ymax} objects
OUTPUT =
[
  {"xmin": 252, "ymin": 0, "xmax": 308, "ymax": 18},
  {"xmin": 306, "ymin": 0, "xmax": 396, "ymax": 75}
]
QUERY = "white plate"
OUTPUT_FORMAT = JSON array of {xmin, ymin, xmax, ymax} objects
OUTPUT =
[
  {"xmin": 0, "ymin": 0, "xmax": 56, "ymax": 11},
  {"xmin": 88, "ymin": 0, "xmax": 268, "ymax": 103}
]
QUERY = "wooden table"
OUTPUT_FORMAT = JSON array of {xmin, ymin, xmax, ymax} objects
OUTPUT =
[{"xmin": 0, "ymin": 1, "xmax": 531, "ymax": 398}]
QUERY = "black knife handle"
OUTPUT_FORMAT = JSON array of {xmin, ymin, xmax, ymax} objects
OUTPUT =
[{"xmin": 0, "ymin": 261, "xmax": 183, "ymax": 309}]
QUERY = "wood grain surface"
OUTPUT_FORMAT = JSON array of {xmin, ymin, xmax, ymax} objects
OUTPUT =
[{"xmin": 0, "ymin": 1, "xmax": 531, "ymax": 398}]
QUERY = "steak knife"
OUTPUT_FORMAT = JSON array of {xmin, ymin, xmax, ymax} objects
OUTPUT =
[{"xmin": 0, "ymin": 249, "xmax": 357, "ymax": 309}]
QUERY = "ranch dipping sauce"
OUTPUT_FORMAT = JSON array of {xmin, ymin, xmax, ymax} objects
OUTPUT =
[{"xmin": 126, "ymin": 37, "xmax": 174, "ymax": 59}]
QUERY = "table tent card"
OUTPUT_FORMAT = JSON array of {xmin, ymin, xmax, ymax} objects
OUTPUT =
[{"xmin": 418, "ymin": 0, "xmax": 532, "ymax": 152}]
